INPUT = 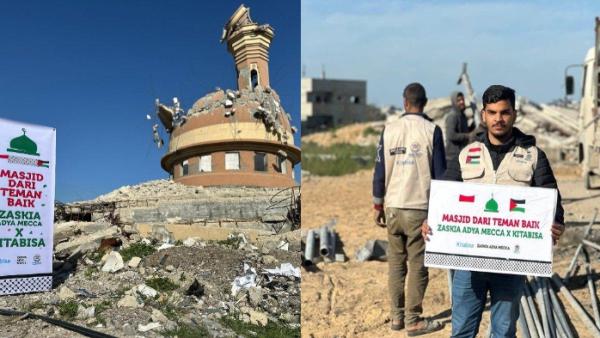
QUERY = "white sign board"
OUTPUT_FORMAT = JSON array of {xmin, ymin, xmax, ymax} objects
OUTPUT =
[
  {"xmin": 425, "ymin": 180, "xmax": 557, "ymax": 276},
  {"xmin": 0, "ymin": 118, "xmax": 55, "ymax": 294}
]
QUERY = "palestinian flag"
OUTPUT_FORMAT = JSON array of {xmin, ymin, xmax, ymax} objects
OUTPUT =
[
  {"xmin": 510, "ymin": 199, "xmax": 526, "ymax": 212},
  {"xmin": 459, "ymin": 194, "xmax": 475, "ymax": 203},
  {"xmin": 466, "ymin": 155, "xmax": 480, "ymax": 164}
]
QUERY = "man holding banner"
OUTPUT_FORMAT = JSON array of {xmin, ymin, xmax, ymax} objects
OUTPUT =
[{"xmin": 422, "ymin": 85, "xmax": 565, "ymax": 338}]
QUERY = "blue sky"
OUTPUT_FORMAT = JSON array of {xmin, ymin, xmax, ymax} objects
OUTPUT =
[
  {"xmin": 0, "ymin": 1, "xmax": 300, "ymax": 202},
  {"xmin": 302, "ymin": 0, "xmax": 599, "ymax": 105}
]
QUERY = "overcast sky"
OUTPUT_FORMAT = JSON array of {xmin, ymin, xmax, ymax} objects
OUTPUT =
[{"xmin": 302, "ymin": 0, "xmax": 600, "ymax": 105}]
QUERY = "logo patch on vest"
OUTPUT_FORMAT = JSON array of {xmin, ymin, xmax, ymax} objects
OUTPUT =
[
  {"xmin": 409, "ymin": 143, "xmax": 422, "ymax": 157},
  {"xmin": 389, "ymin": 147, "xmax": 406, "ymax": 155}
]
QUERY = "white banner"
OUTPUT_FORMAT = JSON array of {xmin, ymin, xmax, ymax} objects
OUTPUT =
[
  {"xmin": 0, "ymin": 118, "xmax": 55, "ymax": 294},
  {"xmin": 425, "ymin": 180, "xmax": 557, "ymax": 277}
]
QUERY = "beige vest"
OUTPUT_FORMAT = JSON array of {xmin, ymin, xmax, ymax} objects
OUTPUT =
[
  {"xmin": 383, "ymin": 114, "xmax": 436, "ymax": 210},
  {"xmin": 458, "ymin": 141, "xmax": 538, "ymax": 186}
]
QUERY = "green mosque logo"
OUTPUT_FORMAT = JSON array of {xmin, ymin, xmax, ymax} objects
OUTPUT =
[
  {"xmin": 484, "ymin": 194, "xmax": 499, "ymax": 213},
  {"xmin": 7, "ymin": 128, "xmax": 40, "ymax": 156}
]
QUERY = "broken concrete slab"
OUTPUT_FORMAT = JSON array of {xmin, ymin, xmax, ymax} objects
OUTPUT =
[
  {"xmin": 55, "ymin": 226, "xmax": 119, "ymax": 257},
  {"xmin": 117, "ymin": 294, "xmax": 142, "ymax": 308},
  {"xmin": 128, "ymin": 256, "xmax": 142, "ymax": 269},
  {"xmin": 101, "ymin": 251, "xmax": 124, "ymax": 273}
]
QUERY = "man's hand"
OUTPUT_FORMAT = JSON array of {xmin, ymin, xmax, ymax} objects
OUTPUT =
[
  {"xmin": 374, "ymin": 209, "xmax": 386, "ymax": 227},
  {"xmin": 421, "ymin": 219, "xmax": 432, "ymax": 241},
  {"xmin": 551, "ymin": 223, "xmax": 565, "ymax": 245}
]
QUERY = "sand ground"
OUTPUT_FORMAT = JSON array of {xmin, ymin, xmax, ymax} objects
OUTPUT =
[{"xmin": 301, "ymin": 167, "xmax": 600, "ymax": 338}]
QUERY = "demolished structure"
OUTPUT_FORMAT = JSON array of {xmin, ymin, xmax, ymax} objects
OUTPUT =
[{"xmin": 156, "ymin": 5, "xmax": 300, "ymax": 188}]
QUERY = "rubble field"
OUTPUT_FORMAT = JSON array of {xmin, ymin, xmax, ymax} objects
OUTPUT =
[{"xmin": 0, "ymin": 180, "xmax": 301, "ymax": 338}]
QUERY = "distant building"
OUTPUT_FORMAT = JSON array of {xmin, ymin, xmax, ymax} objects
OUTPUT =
[
  {"xmin": 301, "ymin": 77, "xmax": 367, "ymax": 130},
  {"xmin": 156, "ymin": 5, "xmax": 300, "ymax": 188}
]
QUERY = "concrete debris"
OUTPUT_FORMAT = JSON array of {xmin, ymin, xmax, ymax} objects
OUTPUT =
[
  {"xmin": 183, "ymin": 237, "xmax": 197, "ymax": 247},
  {"xmin": 137, "ymin": 322, "xmax": 162, "ymax": 332},
  {"xmin": 231, "ymin": 263, "xmax": 257, "ymax": 296},
  {"xmin": 263, "ymin": 263, "xmax": 300, "ymax": 279},
  {"xmin": 58, "ymin": 286, "xmax": 76, "ymax": 300},
  {"xmin": 355, "ymin": 239, "xmax": 389, "ymax": 262},
  {"xmin": 157, "ymin": 243, "xmax": 174, "ymax": 251},
  {"xmin": 0, "ymin": 183, "xmax": 297, "ymax": 336},
  {"xmin": 56, "ymin": 179, "xmax": 300, "ymax": 236},
  {"xmin": 101, "ymin": 251, "xmax": 124, "ymax": 273},
  {"xmin": 128, "ymin": 256, "xmax": 142, "ymax": 268},
  {"xmin": 77, "ymin": 306, "xmax": 95, "ymax": 320},
  {"xmin": 151, "ymin": 309, "xmax": 169, "ymax": 323},
  {"xmin": 136, "ymin": 284, "xmax": 158, "ymax": 298},
  {"xmin": 55, "ymin": 226, "xmax": 119, "ymax": 258},
  {"xmin": 117, "ymin": 294, "xmax": 142, "ymax": 308},
  {"xmin": 240, "ymin": 306, "xmax": 269, "ymax": 326}
]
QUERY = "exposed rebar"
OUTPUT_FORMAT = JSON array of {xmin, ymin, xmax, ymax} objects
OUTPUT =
[
  {"xmin": 524, "ymin": 280, "xmax": 545, "ymax": 338},
  {"xmin": 541, "ymin": 278, "xmax": 557, "ymax": 338},
  {"xmin": 564, "ymin": 209, "xmax": 598, "ymax": 283},
  {"xmin": 551, "ymin": 273, "xmax": 600, "ymax": 338},
  {"xmin": 583, "ymin": 248, "xmax": 600, "ymax": 327},
  {"xmin": 520, "ymin": 292, "xmax": 539, "ymax": 338},
  {"xmin": 519, "ymin": 302, "xmax": 533, "ymax": 338}
]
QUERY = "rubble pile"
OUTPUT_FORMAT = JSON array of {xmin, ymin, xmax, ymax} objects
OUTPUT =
[
  {"xmin": 0, "ymin": 225, "xmax": 301, "ymax": 337},
  {"xmin": 385, "ymin": 95, "xmax": 581, "ymax": 163},
  {"xmin": 187, "ymin": 85, "xmax": 295, "ymax": 144},
  {"xmin": 56, "ymin": 179, "xmax": 300, "ymax": 235}
]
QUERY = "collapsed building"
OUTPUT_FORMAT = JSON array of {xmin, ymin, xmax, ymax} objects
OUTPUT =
[
  {"xmin": 385, "ymin": 63, "xmax": 581, "ymax": 164},
  {"xmin": 55, "ymin": 5, "xmax": 300, "ymax": 245}
]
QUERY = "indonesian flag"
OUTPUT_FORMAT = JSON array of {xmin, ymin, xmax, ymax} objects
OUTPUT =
[
  {"xmin": 510, "ymin": 199, "xmax": 526, "ymax": 212},
  {"xmin": 459, "ymin": 194, "xmax": 475, "ymax": 203}
]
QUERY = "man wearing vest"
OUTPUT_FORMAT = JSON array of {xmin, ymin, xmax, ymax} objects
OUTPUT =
[
  {"xmin": 373, "ymin": 82, "xmax": 446, "ymax": 336},
  {"xmin": 422, "ymin": 85, "xmax": 565, "ymax": 338}
]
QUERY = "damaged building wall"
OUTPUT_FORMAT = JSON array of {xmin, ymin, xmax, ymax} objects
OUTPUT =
[{"xmin": 56, "ymin": 180, "xmax": 300, "ymax": 243}]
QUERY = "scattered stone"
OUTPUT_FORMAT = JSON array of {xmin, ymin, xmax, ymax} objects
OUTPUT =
[
  {"xmin": 241, "ymin": 306, "xmax": 269, "ymax": 326},
  {"xmin": 76, "ymin": 306, "xmax": 95, "ymax": 320},
  {"xmin": 117, "ymin": 294, "xmax": 142, "ymax": 308},
  {"xmin": 165, "ymin": 265, "xmax": 176, "ymax": 272},
  {"xmin": 248, "ymin": 287, "xmax": 264, "ymax": 307},
  {"xmin": 183, "ymin": 238, "xmax": 197, "ymax": 247},
  {"xmin": 137, "ymin": 284, "xmax": 158, "ymax": 298},
  {"xmin": 128, "ymin": 256, "xmax": 142, "ymax": 268},
  {"xmin": 261, "ymin": 255, "xmax": 278, "ymax": 265},
  {"xmin": 151, "ymin": 309, "xmax": 168, "ymax": 323},
  {"xmin": 137, "ymin": 322, "xmax": 162, "ymax": 332},
  {"xmin": 101, "ymin": 251, "xmax": 124, "ymax": 273},
  {"xmin": 58, "ymin": 286, "xmax": 76, "ymax": 300},
  {"xmin": 158, "ymin": 243, "xmax": 174, "ymax": 251}
]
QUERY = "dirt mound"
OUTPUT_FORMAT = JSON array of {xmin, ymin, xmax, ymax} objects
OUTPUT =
[{"xmin": 302, "ymin": 122, "xmax": 383, "ymax": 147}]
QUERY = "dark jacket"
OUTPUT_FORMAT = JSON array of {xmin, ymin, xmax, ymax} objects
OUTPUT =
[
  {"xmin": 445, "ymin": 91, "xmax": 474, "ymax": 161},
  {"xmin": 444, "ymin": 127, "xmax": 565, "ymax": 224}
]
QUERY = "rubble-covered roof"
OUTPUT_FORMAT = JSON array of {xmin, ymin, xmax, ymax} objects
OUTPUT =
[{"xmin": 76, "ymin": 179, "xmax": 293, "ymax": 204}]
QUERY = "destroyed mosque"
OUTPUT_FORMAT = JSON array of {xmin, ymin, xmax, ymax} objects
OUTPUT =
[{"xmin": 156, "ymin": 5, "xmax": 300, "ymax": 188}]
